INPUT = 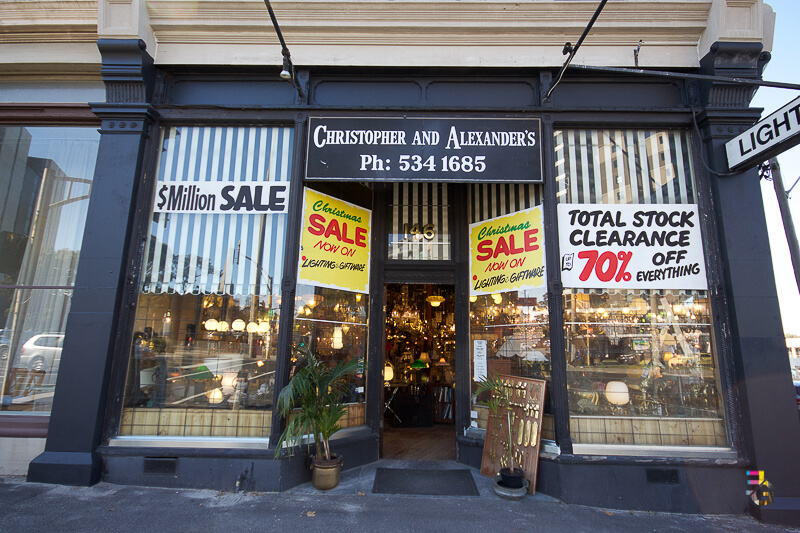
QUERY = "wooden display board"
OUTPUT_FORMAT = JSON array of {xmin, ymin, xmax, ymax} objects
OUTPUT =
[{"xmin": 479, "ymin": 375, "xmax": 546, "ymax": 494}]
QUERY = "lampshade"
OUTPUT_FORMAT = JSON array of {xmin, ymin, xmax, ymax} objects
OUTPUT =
[
  {"xmin": 491, "ymin": 293, "xmax": 503, "ymax": 304},
  {"xmin": 207, "ymin": 388, "xmax": 224, "ymax": 404},
  {"xmin": 426, "ymin": 295, "xmax": 445, "ymax": 307},
  {"xmin": 384, "ymin": 364, "xmax": 394, "ymax": 382},
  {"xmin": 419, "ymin": 352, "xmax": 431, "ymax": 364},
  {"xmin": 332, "ymin": 327, "xmax": 343, "ymax": 349},
  {"xmin": 258, "ymin": 321, "xmax": 270, "ymax": 334},
  {"xmin": 469, "ymin": 295, "xmax": 478, "ymax": 303},
  {"xmin": 605, "ymin": 381, "xmax": 630, "ymax": 406},
  {"xmin": 410, "ymin": 358, "xmax": 427, "ymax": 369},
  {"xmin": 232, "ymin": 319, "xmax": 246, "ymax": 332},
  {"xmin": 218, "ymin": 320, "xmax": 230, "ymax": 332},
  {"xmin": 204, "ymin": 318, "xmax": 219, "ymax": 331},
  {"xmin": 436, "ymin": 357, "xmax": 450, "ymax": 367},
  {"xmin": 246, "ymin": 321, "xmax": 258, "ymax": 333}
]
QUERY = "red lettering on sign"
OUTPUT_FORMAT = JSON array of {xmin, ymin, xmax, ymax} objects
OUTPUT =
[{"xmin": 308, "ymin": 214, "xmax": 326, "ymax": 236}]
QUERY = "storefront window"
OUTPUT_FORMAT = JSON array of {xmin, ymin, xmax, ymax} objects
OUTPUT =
[
  {"xmin": 555, "ymin": 128, "xmax": 727, "ymax": 448},
  {"xmin": 0, "ymin": 126, "xmax": 99, "ymax": 413},
  {"xmin": 119, "ymin": 126, "xmax": 292, "ymax": 438},
  {"xmin": 387, "ymin": 183, "xmax": 450, "ymax": 260},
  {"xmin": 467, "ymin": 184, "xmax": 554, "ymax": 440},
  {"xmin": 291, "ymin": 284, "xmax": 368, "ymax": 428}
]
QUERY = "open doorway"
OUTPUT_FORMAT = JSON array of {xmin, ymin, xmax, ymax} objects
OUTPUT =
[{"xmin": 382, "ymin": 283, "xmax": 456, "ymax": 460}]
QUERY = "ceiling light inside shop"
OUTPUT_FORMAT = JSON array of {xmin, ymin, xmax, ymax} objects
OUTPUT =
[{"xmin": 426, "ymin": 295, "xmax": 445, "ymax": 307}]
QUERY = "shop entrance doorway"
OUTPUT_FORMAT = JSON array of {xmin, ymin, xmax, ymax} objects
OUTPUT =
[{"xmin": 381, "ymin": 283, "xmax": 456, "ymax": 460}]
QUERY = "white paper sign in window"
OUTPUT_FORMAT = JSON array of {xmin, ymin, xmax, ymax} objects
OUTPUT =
[{"xmin": 558, "ymin": 203, "xmax": 708, "ymax": 290}]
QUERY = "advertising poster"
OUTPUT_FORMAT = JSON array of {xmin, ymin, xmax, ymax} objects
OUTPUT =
[
  {"xmin": 153, "ymin": 181, "xmax": 290, "ymax": 214},
  {"xmin": 469, "ymin": 206, "xmax": 546, "ymax": 296},
  {"xmin": 558, "ymin": 203, "xmax": 708, "ymax": 290},
  {"xmin": 298, "ymin": 188, "xmax": 371, "ymax": 293}
]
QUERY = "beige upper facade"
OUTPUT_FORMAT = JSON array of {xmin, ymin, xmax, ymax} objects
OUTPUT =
[{"xmin": 0, "ymin": 0, "xmax": 776, "ymax": 79}]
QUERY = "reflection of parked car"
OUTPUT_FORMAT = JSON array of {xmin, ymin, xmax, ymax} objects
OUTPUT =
[
  {"xmin": 17, "ymin": 334, "xmax": 64, "ymax": 372},
  {"xmin": 617, "ymin": 353, "xmax": 640, "ymax": 365}
]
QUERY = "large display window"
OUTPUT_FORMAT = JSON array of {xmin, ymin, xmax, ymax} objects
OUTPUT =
[
  {"xmin": 555, "ymin": 128, "xmax": 728, "ymax": 448},
  {"xmin": 119, "ymin": 125, "xmax": 292, "ymax": 438},
  {"xmin": 467, "ymin": 183, "xmax": 554, "ymax": 440},
  {"xmin": 0, "ymin": 126, "xmax": 99, "ymax": 413}
]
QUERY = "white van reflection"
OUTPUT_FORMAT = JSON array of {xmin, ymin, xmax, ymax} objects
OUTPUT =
[{"xmin": 17, "ymin": 333, "xmax": 63, "ymax": 375}]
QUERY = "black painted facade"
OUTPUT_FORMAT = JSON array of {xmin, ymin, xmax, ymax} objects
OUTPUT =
[{"xmin": 25, "ymin": 39, "xmax": 800, "ymax": 525}]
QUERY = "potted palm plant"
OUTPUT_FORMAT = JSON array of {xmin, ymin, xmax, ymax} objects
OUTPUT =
[
  {"xmin": 474, "ymin": 372, "xmax": 527, "ymax": 496},
  {"xmin": 274, "ymin": 345, "xmax": 359, "ymax": 491}
]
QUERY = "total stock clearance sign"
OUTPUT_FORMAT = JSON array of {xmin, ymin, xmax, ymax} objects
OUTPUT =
[{"xmin": 726, "ymin": 95, "xmax": 800, "ymax": 171}]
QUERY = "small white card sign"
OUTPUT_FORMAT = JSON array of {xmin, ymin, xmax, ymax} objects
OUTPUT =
[{"xmin": 473, "ymin": 339, "xmax": 488, "ymax": 381}]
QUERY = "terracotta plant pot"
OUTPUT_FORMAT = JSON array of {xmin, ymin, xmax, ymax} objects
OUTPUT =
[
  {"xmin": 499, "ymin": 467, "xmax": 525, "ymax": 489},
  {"xmin": 311, "ymin": 454, "xmax": 343, "ymax": 491}
]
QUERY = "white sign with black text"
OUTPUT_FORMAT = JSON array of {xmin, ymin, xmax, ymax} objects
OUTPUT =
[
  {"xmin": 153, "ymin": 181, "xmax": 290, "ymax": 215},
  {"xmin": 558, "ymin": 203, "xmax": 708, "ymax": 290},
  {"xmin": 726, "ymin": 95, "xmax": 800, "ymax": 171}
]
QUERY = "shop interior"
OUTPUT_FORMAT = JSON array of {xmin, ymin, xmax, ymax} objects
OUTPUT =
[{"xmin": 382, "ymin": 283, "xmax": 456, "ymax": 460}]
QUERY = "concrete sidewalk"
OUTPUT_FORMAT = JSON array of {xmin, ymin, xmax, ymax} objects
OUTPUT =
[{"xmin": 0, "ymin": 461, "xmax": 797, "ymax": 533}]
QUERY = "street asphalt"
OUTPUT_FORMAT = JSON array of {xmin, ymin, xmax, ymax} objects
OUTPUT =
[{"xmin": 1, "ymin": 459, "xmax": 798, "ymax": 533}]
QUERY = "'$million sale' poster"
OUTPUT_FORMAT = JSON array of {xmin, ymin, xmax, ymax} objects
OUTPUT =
[
  {"xmin": 469, "ymin": 206, "xmax": 546, "ymax": 296},
  {"xmin": 298, "ymin": 188, "xmax": 372, "ymax": 293}
]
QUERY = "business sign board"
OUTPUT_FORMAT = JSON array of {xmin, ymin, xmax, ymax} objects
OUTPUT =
[
  {"xmin": 153, "ymin": 181, "xmax": 290, "ymax": 214},
  {"xmin": 469, "ymin": 206, "xmax": 547, "ymax": 296},
  {"xmin": 726, "ymin": 95, "xmax": 800, "ymax": 171},
  {"xmin": 306, "ymin": 116, "xmax": 542, "ymax": 182},
  {"xmin": 558, "ymin": 203, "xmax": 708, "ymax": 290},
  {"xmin": 297, "ymin": 188, "xmax": 371, "ymax": 293}
]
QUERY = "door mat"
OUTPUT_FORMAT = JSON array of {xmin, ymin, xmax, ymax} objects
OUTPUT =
[{"xmin": 371, "ymin": 468, "xmax": 480, "ymax": 496}]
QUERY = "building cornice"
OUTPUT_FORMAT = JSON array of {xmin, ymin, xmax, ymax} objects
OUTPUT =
[{"xmin": 0, "ymin": 0, "xmax": 776, "ymax": 72}]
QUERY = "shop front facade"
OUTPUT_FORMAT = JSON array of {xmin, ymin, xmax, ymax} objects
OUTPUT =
[{"xmin": 2, "ymin": 0, "xmax": 799, "ymax": 525}]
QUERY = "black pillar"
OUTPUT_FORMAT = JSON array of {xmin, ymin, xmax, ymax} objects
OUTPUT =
[
  {"xmin": 698, "ymin": 42, "xmax": 800, "ymax": 526},
  {"xmin": 27, "ymin": 39, "xmax": 156, "ymax": 486}
]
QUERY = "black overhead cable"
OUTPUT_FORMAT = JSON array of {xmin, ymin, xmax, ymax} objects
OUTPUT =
[
  {"xmin": 263, "ymin": 0, "xmax": 305, "ymax": 98},
  {"xmin": 569, "ymin": 64, "xmax": 800, "ymax": 91},
  {"xmin": 544, "ymin": 0, "xmax": 609, "ymax": 101}
]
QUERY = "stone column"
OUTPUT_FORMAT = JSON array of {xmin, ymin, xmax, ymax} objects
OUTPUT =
[{"xmin": 27, "ymin": 39, "xmax": 156, "ymax": 486}]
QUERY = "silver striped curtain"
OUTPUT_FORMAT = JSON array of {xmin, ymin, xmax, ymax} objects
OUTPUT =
[
  {"xmin": 555, "ymin": 129, "xmax": 696, "ymax": 205},
  {"xmin": 389, "ymin": 182, "xmax": 450, "ymax": 260},
  {"xmin": 142, "ymin": 126, "xmax": 293, "ymax": 297},
  {"xmin": 556, "ymin": 129, "xmax": 701, "ymax": 297},
  {"xmin": 468, "ymin": 182, "xmax": 542, "ymax": 223}
]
